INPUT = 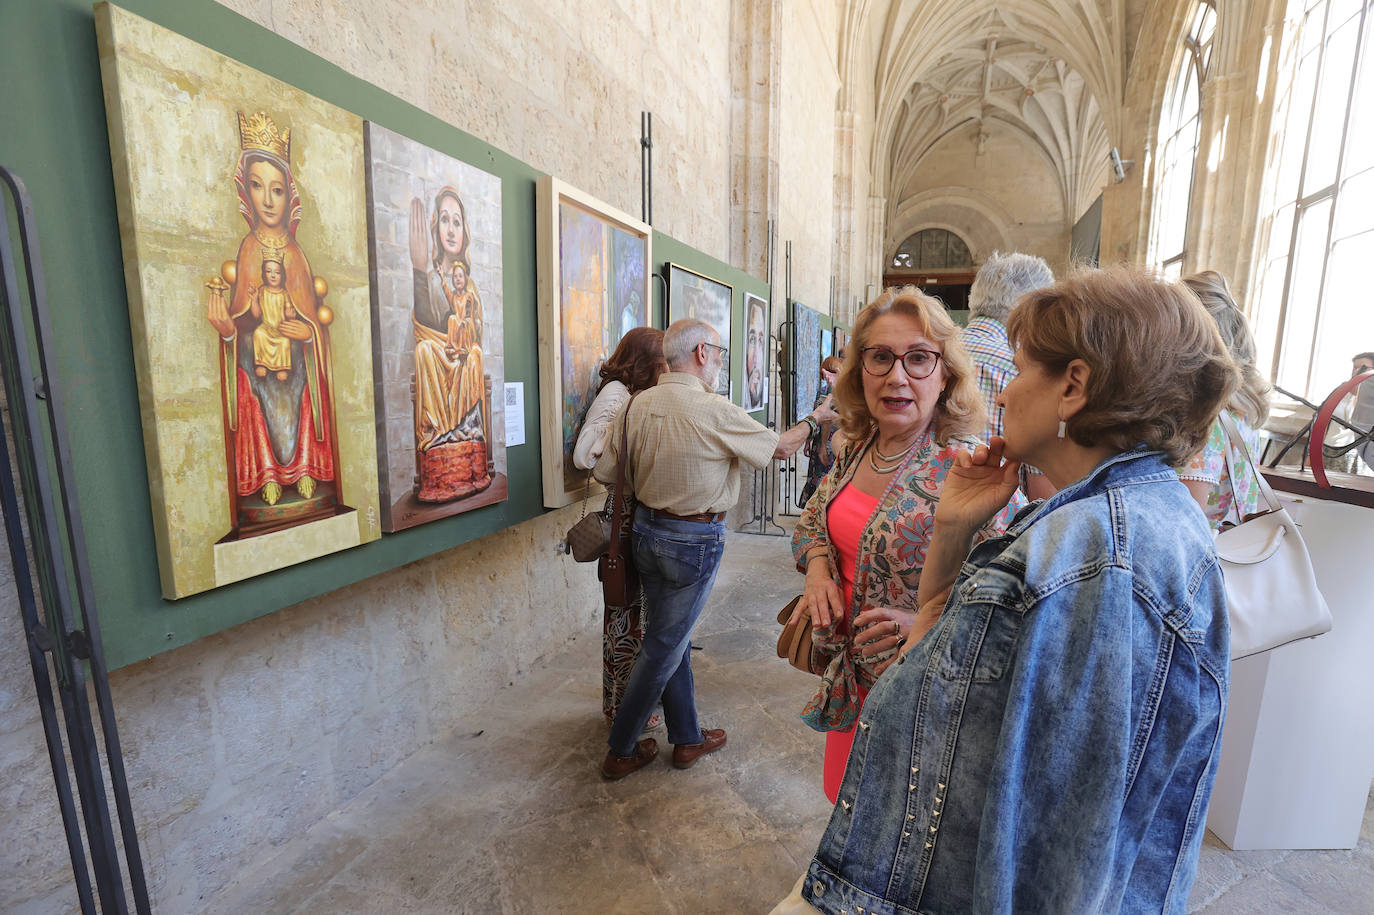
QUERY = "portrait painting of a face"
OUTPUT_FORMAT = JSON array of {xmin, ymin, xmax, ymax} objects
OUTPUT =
[
  {"xmin": 97, "ymin": 3, "xmax": 380, "ymax": 598},
  {"xmin": 667, "ymin": 263, "xmax": 733, "ymax": 398},
  {"xmin": 743, "ymin": 292, "xmax": 769, "ymax": 412},
  {"xmin": 365, "ymin": 122, "xmax": 507, "ymax": 532},
  {"xmin": 535, "ymin": 178, "xmax": 652, "ymax": 508}
]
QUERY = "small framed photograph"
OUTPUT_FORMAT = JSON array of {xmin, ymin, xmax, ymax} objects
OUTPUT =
[{"xmin": 743, "ymin": 292, "xmax": 769, "ymax": 411}]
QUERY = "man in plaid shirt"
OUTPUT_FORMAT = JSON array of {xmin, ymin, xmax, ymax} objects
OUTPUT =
[{"xmin": 962, "ymin": 251, "xmax": 1056, "ymax": 499}]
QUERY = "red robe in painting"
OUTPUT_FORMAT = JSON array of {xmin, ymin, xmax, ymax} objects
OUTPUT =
[{"xmin": 223, "ymin": 231, "xmax": 335, "ymax": 496}]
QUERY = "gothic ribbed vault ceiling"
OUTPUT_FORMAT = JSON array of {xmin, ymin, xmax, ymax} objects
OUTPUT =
[{"xmin": 841, "ymin": 0, "xmax": 1149, "ymax": 226}]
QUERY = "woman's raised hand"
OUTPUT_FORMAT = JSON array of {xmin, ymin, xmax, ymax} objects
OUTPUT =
[
  {"xmin": 935, "ymin": 437, "xmax": 1021, "ymax": 531},
  {"xmin": 408, "ymin": 199, "xmax": 428, "ymax": 272}
]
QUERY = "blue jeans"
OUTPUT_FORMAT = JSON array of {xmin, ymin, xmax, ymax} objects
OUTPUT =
[{"xmin": 606, "ymin": 509, "xmax": 725, "ymax": 756}]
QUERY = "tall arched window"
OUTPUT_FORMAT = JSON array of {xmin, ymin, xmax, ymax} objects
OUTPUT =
[
  {"xmin": 1251, "ymin": 0, "xmax": 1374, "ymax": 399},
  {"xmin": 1148, "ymin": 1, "xmax": 1216, "ymax": 277}
]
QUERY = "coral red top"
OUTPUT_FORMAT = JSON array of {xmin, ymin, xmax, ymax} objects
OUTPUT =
[{"xmin": 827, "ymin": 482, "xmax": 881, "ymax": 629}]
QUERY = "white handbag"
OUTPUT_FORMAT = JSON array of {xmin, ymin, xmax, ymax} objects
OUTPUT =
[{"xmin": 1214, "ymin": 411, "xmax": 1333, "ymax": 659}]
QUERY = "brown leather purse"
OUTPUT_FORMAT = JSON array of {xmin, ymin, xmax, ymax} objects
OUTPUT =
[{"xmin": 776, "ymin": 595, "xmax": 825, "ymax": 675}]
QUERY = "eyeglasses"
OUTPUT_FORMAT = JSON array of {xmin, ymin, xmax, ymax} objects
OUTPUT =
[
  {"xmin": 700, "ymin": 341, "xmax": 728, "ymax": 358},
  {"xmin": 861, "ymin": 346, "xmax": 942, "ymax": 379}
]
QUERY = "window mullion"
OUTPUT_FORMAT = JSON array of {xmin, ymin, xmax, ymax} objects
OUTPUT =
[
  {"xmin": 1302, "ymin": 1, "xmax": 1371, "ymax": 393},
  {"xmin": 1271, "ymin": 0, "xmax": 1335, "ymax": 382}
]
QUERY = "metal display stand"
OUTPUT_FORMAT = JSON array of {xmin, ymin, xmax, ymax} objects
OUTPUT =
[
  {"xmin": 736, "ymin": 221, "xmax": 788, "ymax": 535},
  {"xmin": 776, "ymin": 239, "xmax": 804, "ymax": 516},
  {"xmin": 0, "ymin": 165, "xmax": 150, "ymax": 913}
]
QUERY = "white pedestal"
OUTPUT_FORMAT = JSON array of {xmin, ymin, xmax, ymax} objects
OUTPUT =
[{"xmin": 1207, "ymin": 496, "xmax": 1374, "ymax": 849}]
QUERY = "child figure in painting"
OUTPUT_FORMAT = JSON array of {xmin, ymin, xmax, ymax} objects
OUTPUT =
[
  {"xmin": 444, "ymin": 260, "xmax": 481, "ymax": 357},
  {"xmin": 250, "ymin": 252, "xmax": 297, "ymax": 381}
]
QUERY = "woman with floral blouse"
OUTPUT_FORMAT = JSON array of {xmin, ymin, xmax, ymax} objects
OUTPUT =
[
  {"xmin": 790, "ymin": 288, "xmax": 1024, "ymax": 802},
  {"xmin": 1174, "ymin": 271, "xmax": 1270, "ymax": 529}
]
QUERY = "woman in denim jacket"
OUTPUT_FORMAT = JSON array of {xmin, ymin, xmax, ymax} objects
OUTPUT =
[{"xmin": 774, "ymin": 269, "xmax": 1239, "ymax": 914}]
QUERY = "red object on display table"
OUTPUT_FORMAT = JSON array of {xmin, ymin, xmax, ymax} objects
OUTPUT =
[{"xmin": 1306, "ymin": 370, "xmax": 1374, "ymax": 488}]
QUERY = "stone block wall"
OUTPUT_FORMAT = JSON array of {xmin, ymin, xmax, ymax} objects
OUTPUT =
[
  {"xmin": 0, "ymin": 0, "xmax": 866, "ymax": 908},
  {"xmin": 0, "ymin": 490, "xmax": 601, "ymax": 911},
  {"xmin": 219, "ymin": 0, "xmax": 736, "ymax": 265}
]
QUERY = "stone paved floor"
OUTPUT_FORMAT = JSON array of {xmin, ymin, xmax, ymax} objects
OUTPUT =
[{"xmin": 204, "ymin": 526, "xmax": 1374, "ymax": 914}]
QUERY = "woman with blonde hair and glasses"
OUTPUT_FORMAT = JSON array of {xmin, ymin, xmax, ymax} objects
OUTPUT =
[
  {"xmin": 790, "ymin": 288, "xmax": 1023, "ymax": 803},
  {"xmin": 773, "ymin": 269, "xmax": 1238, "ymax": 915},
  {"xmin": 1175, "ymin": 270, "xmax": 1272, "ymax": 528}
]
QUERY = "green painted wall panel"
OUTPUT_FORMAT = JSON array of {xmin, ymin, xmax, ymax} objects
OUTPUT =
[{"xmin": 1, "ymin": 0, "xmax": 765, "ymax": 668}]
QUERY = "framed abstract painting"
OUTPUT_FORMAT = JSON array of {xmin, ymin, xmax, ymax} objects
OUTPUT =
[
  {"xmin": 365, "ymin": 122, "xmax": 507, "ymax": 532},
  {"xmin": 96, "ymin": 2, "xmax": 380, "ymax": 598},
  {"xmin": 666, "ymin": 263, "xmax": 733, "ymax": 398},
  {"xmin": 535, "ymin": 177, "xmax": 652, "ymax": 509}
]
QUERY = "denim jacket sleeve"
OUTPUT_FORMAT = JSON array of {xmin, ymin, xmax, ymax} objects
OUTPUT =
[
  {"xmin": 963, "ymin": 499, "xmax": 1226, "ymax": 913},
  {"xmin": 799, "ymin": 451, "xmax": 1228, "ymax": 915}
]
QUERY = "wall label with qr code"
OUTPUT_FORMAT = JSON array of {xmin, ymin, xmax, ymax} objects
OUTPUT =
[{"xmin": 504, "ymin": 382, "xmax": 525, "ymax": 446}]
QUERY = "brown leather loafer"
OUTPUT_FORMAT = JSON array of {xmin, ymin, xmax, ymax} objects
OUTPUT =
[
  {"xmin": 600, "ymin": 738, "xmax": 658, "ymax": 780},
  {"xmin": 672, "ymin": 728, "xmax": 727, "ymax": 769}
]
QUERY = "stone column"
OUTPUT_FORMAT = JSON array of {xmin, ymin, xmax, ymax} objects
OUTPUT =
[
  {"xmin": 867, "ymin": 194, "xmax": 886, "ymax": 293},
  {"xmin": 730, "ymin": 0, "xmax": 783, "ymax": 280},
  {"xmin": 1191, "ymin": 3, "xmax": 1286, "ymax": 295},
  {"xmin": 832, "ymin": 108, "xmax": 857, "ymax": 318}
]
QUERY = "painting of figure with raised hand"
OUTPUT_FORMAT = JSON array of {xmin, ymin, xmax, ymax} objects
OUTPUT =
[{"xmin": 365, "ymin": 122, "xmax": 507, "ymax": 531}]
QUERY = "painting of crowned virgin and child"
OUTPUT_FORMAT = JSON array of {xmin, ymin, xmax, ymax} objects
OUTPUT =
[
  {"xmin": 364, "ymin": 122, "xmax": 506, "ymax": 531},
  {"xmin": 97, "ymin": 3, "xmax": 380, "ymax": 599}
]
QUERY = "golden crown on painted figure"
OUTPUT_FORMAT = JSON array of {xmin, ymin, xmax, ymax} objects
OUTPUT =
[
  {"xmin": 237, "ymin": 111, "xmax": 291, "ymax": 160},
  {"xmin": 261, "ymin": 248, "xmax": 285, "ymax": 266}
]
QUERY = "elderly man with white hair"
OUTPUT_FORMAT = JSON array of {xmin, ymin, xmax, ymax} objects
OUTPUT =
[
  {"xmin": 962, "ymin": 252, "xmax": 1056, "ymax": 499},
  {"xmin": 593, "ymin": 318, "xmax": 832, "ymax": 780},
  {"xmin": 962, "ymin": 251, "xmax": 1055, "ymax": 437}
]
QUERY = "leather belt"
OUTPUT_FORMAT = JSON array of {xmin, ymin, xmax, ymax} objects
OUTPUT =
[{"xmin": 647, "ymin": 508, "xmax": 726, "ymax": 524}]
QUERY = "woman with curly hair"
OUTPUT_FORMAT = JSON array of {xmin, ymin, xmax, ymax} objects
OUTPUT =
[
  {"xmin": 1176, "ymin": 270, "xmax": 1272, "ymax": 528},
  {"xmin": 789, "ymin": 288, "xmax": 1024, "ymax": 802}
]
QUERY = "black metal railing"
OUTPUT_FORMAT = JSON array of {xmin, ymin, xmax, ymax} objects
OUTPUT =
[{"xmin": 0, "ymin": 165, "xmax": 149, "ymax": 913}]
